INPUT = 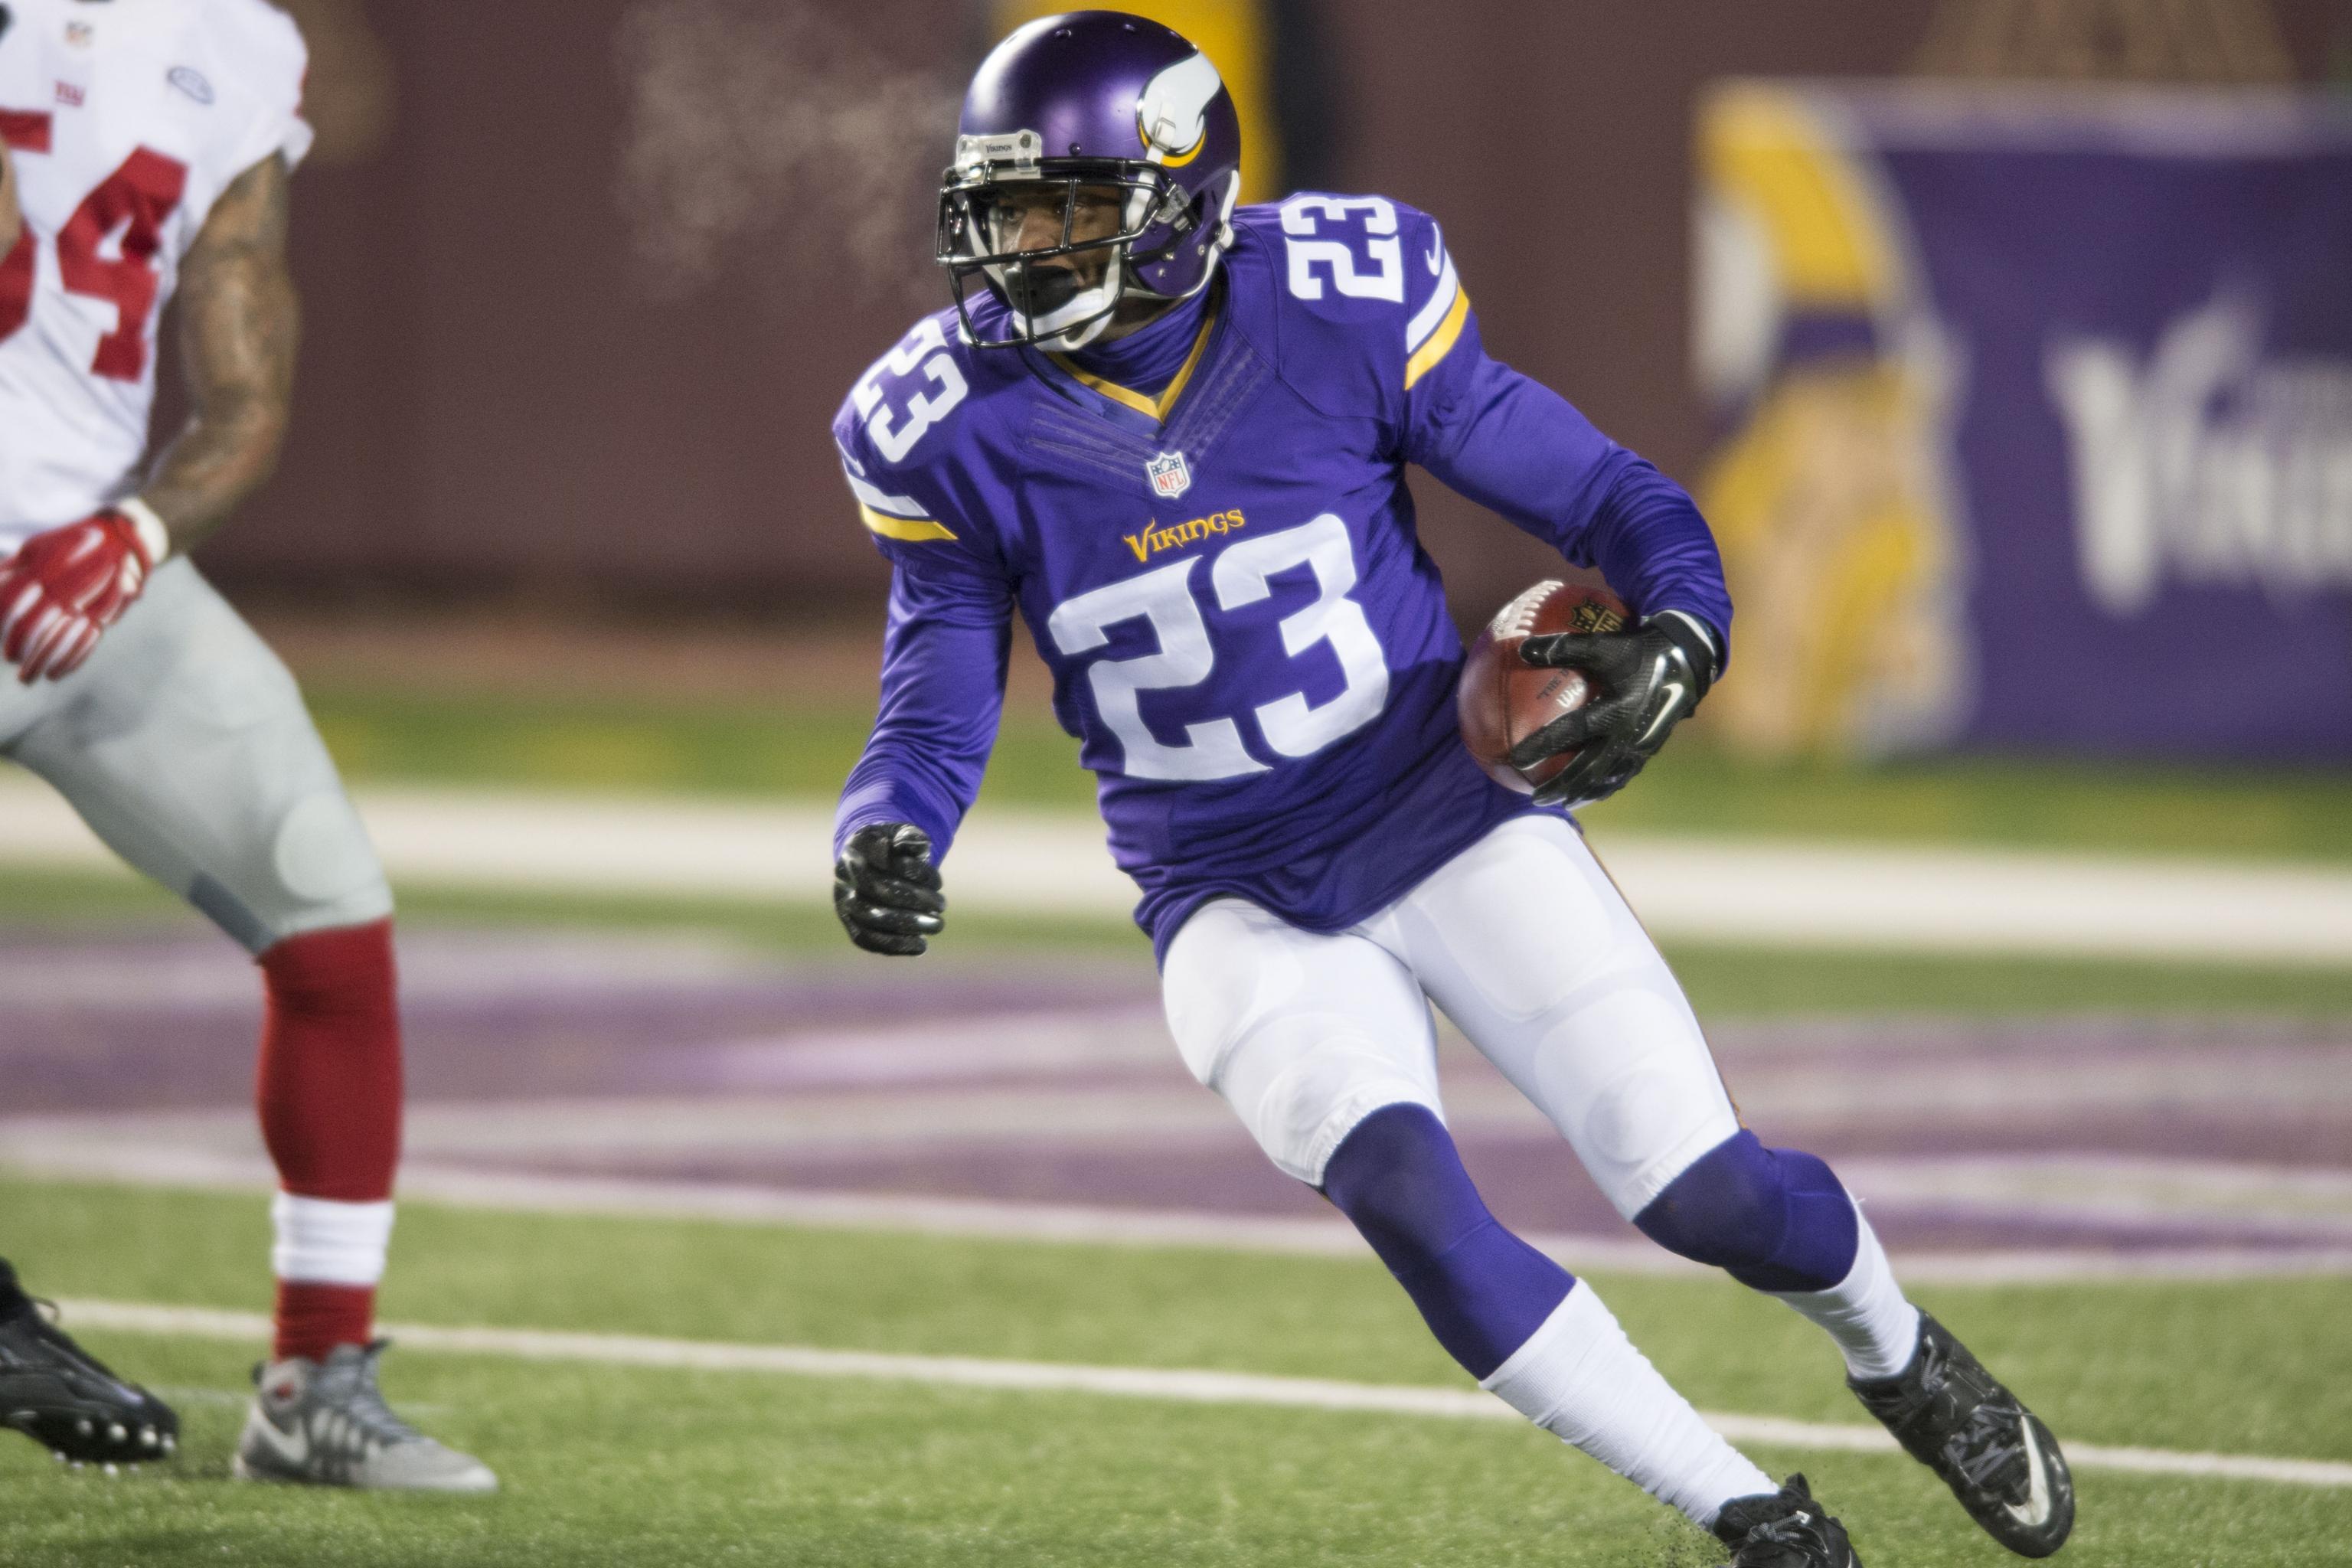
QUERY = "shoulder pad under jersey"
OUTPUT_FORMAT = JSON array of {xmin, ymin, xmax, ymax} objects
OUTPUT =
[
  {"xmin": 1222, "ymin": 194, "xmax": 1472, "ymax": 421},
  {"xmin": 191, "ymin": 0, "xmax": 315, "ymax": 175},
  {"xmin": 832, "ymin": 306, "xmax": 1019, "ymax": 564}
]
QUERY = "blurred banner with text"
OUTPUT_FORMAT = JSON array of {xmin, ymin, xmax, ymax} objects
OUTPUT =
[{"xmin": 1696, "ymin": 83, "xmax": 2352, "ymax": 760}]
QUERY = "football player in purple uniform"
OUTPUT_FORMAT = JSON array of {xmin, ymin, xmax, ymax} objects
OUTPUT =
[{"xmin": 830, "ymin": 13, "xmax": 2072, "ymax": 1563}]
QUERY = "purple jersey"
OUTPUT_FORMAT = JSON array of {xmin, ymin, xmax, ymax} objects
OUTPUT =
[{"xmin": 834, "ymin": 194, "xmax": 1732, "ymax": 961}]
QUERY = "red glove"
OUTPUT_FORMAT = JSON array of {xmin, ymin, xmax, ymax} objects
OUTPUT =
[{"xmin": 0, "ymin": 508, "xmax": 159, "ymax": 684}]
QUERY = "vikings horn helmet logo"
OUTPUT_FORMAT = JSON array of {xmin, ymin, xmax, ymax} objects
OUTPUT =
[
  {"xmin": 1137, "ymin": 51, "xmax": 1223, "ymax": 166},
  {"xmin": 939, "ymin": 11, "xmax": 1244, "ymax": 351}
]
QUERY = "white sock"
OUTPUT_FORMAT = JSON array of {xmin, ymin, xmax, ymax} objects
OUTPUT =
[
  {"xmin": 271, "ymin": 1193, "xmax": 394, "ymax": 1287},
  {"xmin": 1481, "ymin": 1282, "xmax": 1777, "ymax": 1529},
  {"xmin": 1771, "ymin": 1204, "xmax": 1921, "ymax": 1381}
]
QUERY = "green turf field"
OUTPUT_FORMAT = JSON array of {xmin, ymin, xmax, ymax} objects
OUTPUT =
[
  {"xmin": 3, "ymin": 1178, "xmax": 2349, "ymax": 1567},
  {"xmin": 7, "ymin": 669, "xmax": 2347, "ymax": 1563}
]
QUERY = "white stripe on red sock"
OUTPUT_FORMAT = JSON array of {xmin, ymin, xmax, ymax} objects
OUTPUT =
[{"xmin": 272, "ymin": 1193, "xmax": 394, "ymax": 1287}]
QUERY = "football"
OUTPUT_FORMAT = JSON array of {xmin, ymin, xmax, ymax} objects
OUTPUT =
[{"xmin": 1457, "ymin": 579, "xmax": 1632, "ymax": 795}]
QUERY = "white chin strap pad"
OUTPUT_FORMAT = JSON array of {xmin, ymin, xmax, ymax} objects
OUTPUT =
[
  {"xmin": 1037, "ymin": 307, "xmax": 1116, "ymax": 352},
  {"xmin": 995, "ymin": 250, "xmax": 1124, "ymax": 350}
]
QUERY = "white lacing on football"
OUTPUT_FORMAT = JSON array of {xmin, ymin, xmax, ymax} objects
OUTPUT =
[{"xmin": 1489, "ymin": 579, "xmax": 1563, "ymax": 639}]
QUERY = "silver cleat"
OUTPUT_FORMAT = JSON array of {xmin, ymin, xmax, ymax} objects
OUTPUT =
[{"xmin": 232, "ymin": 1341, "xmax": 496, "ymax": 1493}]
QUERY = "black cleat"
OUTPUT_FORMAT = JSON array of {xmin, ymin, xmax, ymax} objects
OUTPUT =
[
  {"xmin": 1712, "ymin": 1474, "xmax": 1860, "ymax": 1567},
  {"xmin": 0, "ymin": 1261, "xmax": 178, "ymax": 1466},
  {"xmin": 1850, "ymin": 1312, "xmax": 2073, "ymax": 1558}
]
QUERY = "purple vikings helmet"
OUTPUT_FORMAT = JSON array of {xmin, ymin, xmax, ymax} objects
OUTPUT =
[{"xmin": 939, "ymin": 11, "xmax": 1244, "ymax": 350}]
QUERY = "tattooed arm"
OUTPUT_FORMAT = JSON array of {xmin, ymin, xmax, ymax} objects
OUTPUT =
[
  {"xmin": 2, "ymin": 0, "xmax": 24, "ymax": 256},
  {"xmin": 1, "ymin": 139, "xmax": 19, "ymax": 259},
  {"xmin": 140, "ymin": 151, "xmax": 299, "ymax": 552},
  {"xmin": 1, "ymin": 0, "xmax": 17, "ymax": 259},
  {"xmin": 0, "ymin": 151, "xmax": 304, "ymax": 682}
]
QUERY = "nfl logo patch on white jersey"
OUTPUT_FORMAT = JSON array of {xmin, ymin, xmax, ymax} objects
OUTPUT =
[{"xmin": 1146, "ymin": 450, "xmax": 1192, "ymax": 500}]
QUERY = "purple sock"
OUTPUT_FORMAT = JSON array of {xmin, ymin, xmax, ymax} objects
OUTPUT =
[
  {"xmin": 1321, "ymin": 1104, "xmax": 1573, "ymax": 1380},
  {"xmin": 1634, "ymin": 1129, "xmax": 1860, "ymax": 1293}
]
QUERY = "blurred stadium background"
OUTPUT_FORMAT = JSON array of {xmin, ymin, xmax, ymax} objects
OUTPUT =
[{"xmin": 6, "ymin": 1, "xmax": 2352, "ymax": 1563}]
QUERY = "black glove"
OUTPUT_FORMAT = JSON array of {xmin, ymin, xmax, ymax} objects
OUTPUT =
[
  {"xmin": 833, "ymin": 822, "xmax": 945, "ymax": 956},
  {"xmin": 1509, "ymin": 611, "xmax": 1717, "ymax": 808}
]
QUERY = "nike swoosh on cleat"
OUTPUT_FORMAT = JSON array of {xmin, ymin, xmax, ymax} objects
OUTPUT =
[
  {"xmin": 248, "ymin": 1416, "xmax": 309, "ymax": 1468},
  {"xmin": 2004, "ymin": 1419, "xmax": 2054, "ymax": 1530}
]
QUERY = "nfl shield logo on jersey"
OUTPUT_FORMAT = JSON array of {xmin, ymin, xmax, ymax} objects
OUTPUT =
[{"xmin": 1146, "ymin": 450, "xmax": 1192, "ymax": 500}]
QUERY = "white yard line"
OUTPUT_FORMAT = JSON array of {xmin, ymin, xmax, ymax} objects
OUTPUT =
[
  {"xmin": 5, "ymin": 775, "xmax": 2352, "ymax": 962},
  {"xmin": 56, "ymin": 1298, "xmax": 2352, "ymax": 1491}
]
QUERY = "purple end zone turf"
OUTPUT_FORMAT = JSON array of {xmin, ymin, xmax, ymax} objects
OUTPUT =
[{"xmin": 3, "ymin": 929, "xmax": 2348, "ymax": 1262}]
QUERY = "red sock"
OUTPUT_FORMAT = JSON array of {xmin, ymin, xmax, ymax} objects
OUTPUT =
[
  {"xmin": 257, "ymin": 920, "xmax": 403, "ymax": 1362},
  {"xmin": 273, "ymin": 1280, "xmax": 377, "ymax": 1364}
]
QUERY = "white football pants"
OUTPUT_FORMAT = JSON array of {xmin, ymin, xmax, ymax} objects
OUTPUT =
[
  {"xmin": 1162, "ymin": 813, "xmax": 1740, "ymax": 1215},
  {"xmin": 0, "ymin": 557, "xmax": 392, "ymax": 953}
]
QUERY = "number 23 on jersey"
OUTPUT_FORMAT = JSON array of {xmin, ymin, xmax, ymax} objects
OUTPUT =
[
  {"xmin": 853, "ymin": 318, "xmax": 969, "ymax": 464},
  {"xmin": 1048, "ymin": 514, "xmax": 1390, "ymax": 782}
]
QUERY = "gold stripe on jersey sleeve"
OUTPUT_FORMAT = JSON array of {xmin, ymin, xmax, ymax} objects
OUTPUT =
[
  {"xmin": 859, "ymin": 502, "xmax": 957, "ymax": 543},
  {"xmin": 1403, "ymin": 286, "xmax": 1472, "ymax": 391}
]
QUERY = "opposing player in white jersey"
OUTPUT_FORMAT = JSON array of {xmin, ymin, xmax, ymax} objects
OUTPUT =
[{"xmin": 0, "ymin": 0, "xmax": 490, "ymax": 1491}]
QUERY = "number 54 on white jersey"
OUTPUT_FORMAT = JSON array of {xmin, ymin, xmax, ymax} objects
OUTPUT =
[{"xmin": 0, "ymin": 0, "xmax": 311, "ymax": 549}]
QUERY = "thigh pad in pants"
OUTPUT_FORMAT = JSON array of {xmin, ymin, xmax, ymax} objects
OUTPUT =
[
  {"xmin": 1161, "ymin": 898, "xmax": 1443, "ymax": 1187},
  {"xmin": 1367, "ymin": 815, "xmax": 1740, "ymax": 1220},
  {"xmin": 2, "ymin": 559, "xmax": 392, "ymax": 953}
]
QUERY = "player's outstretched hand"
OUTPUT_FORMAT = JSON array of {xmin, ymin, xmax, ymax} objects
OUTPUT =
[
  {"xmin": 0, "ymin": 510, "xmax": 158, "ymax": 684},
  {"xmin": 1508, "ymin": 613, "xmax": 1716, "ymax": 808},
  {"xmin": 834, "ymin": 822, "xmax": 946, "ymax": 956}
]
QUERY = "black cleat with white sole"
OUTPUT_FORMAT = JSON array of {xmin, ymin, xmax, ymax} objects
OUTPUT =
[
  {"xmin": 0, "ymin": 1259, "xmax": 178, "ymax": 1467},
  {"xmin": 1712, "ymin": 1474, "xmax": 1860, "ymax": 1567},
  {"xmin": 1850, "ymin": 1312, "xmax": 2074, "ymax": 1557}
]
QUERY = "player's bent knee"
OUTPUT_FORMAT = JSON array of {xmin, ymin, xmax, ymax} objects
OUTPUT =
[
  {"xmin": 1253, "ymin": 1040, "xmax": 1438, "ymax": 1185},
  {"xmin": 273, "ymin": 795, "xmax": 391, "ymax": 922},
  {"xmin": 1321, "ymin": 1104, "xmax": 1573, "ymax": 1379},
  {"xmin": 1633, "ymin": 1130, "xmax": 1860, "ymax": 1293},
  {"xmin": 1557, "ymin": 991, "xmax": 1743, "ymax": 1218},
  {"xmin": 221, "ymin": 792, "xmax": 392, "ymax": 955},
  {"xmin": 1318, "ymin": 1103, "xmax": 1487, "ymax": 1266},
  {"xmin": 1633, "ymin": 1130, "xmax": 1785, "ymax": 1270}
]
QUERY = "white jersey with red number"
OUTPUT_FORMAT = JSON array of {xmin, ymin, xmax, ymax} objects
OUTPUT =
[{"xmin": 0, "ymin": 0, "xmax": 310, "ymax": 554}]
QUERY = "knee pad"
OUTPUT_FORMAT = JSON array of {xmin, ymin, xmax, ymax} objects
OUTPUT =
[
  {"xmin": 1633, "ymin": 1130, "xmax": 1859, "ymax": 1293},
  {"xmin": 1322, "ymin": 1104, "xmax": 1572, "ymax": 1379},
  {"xmin": 185, "ymin": 789, "xmax": 392, "ymax": 955}
]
